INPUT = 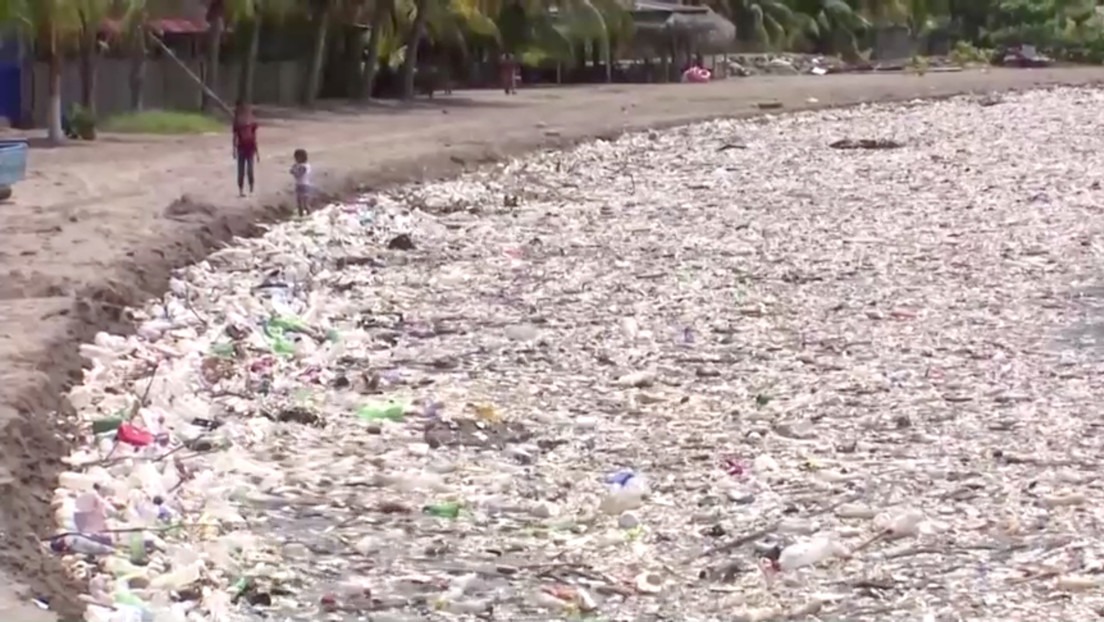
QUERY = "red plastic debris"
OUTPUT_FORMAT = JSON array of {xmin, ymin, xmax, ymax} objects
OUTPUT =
[
  {"xmin": 117, "ymin": 423, "xmax": 154, "ymax": 447},
  {"xmin": 721, "ymin": 456, "xmax": 746, "ymax": 478}
]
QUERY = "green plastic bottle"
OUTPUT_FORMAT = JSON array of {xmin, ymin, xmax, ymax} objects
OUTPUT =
[
  {"xmin": 92, "ymin": 416, "xmax": 124, "ymax": 435},
  {"xmin": 128, "ymin": 533, "xmax": 148, "ymax": 565},
  {"xmin": 265, "ymin": 315, "xmax": 306, "ymax": 337},
  {"xmin": 271, "ymin": 335, "xmax": 296, "ymax": 356},
  {"xmin": 423, "ymin": 502, "xmax": 462, "ymax": 518},
  {"xmin": 356, "ymin": 401, "xmax": 406, "ymax": 422},
  {"xmin": 210, "ymin": 342, "xmax": 236, "ymax": 358}
]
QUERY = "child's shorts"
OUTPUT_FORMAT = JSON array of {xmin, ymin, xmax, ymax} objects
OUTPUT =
[{"xmin": 295, "ymin": 184, "xmax": 311, "ymax": 200}]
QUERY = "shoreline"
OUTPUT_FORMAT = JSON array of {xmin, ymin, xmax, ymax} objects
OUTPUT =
[{"xmin": 4, "ymin": 69, "xmax": 1104, "ymax": 619}]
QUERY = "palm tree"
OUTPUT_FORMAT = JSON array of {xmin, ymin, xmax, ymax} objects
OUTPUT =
[
  {"xmin": 238, "ymin": 0, "xmax": 297, "ymax": 103},
  {"xmin": 497, "ymin": 0, "xmax": 575, "ymax": 70},
  {"xmin": 398, "ymin": 0, "xmax": 427, "ymax": 99},
  {"xmin": 710, "ymin": 0, "xmax": 796, "ymax": 49},
  {"xmin": 394, "ymin": 0, "xmax": 501, "ymax": 99},
  {"xmin": 787, "ymin": 0, "xmax": 870, "ymax": 59},
  {"xmin": 589, "ymin": 0, "xmax": 632, "ymax": 81},
  {"xmin": 303, "ymin": 0, "xmax": 333, "ymax": 105},
  {"xmin": 358, "ymin": 0, "xmax": 393, "ymax": 98},
  {"xmin": 850, "ymin": 0, "xmax": 908, "ymax": 25},
  {"xmin": 73, "ymin": 0, "xmax": 119, "ymax": 119},
  {"xmin": 116, "ymin": 0, "xmax": 155, "ymax": 111},
  {"xmin": 1, "ymin": 0, "xmax": 79, "ymax": 144},
  {"xmin": 202, "ymin": 0, "xmax": 225, "ymax": 111},
  {"xmin": 905, "ymin": 0, "xmax": 950, "ymax": 35},
  {"xmin": 553, "ymin": 0, "xmax": 612, "ymax": 81},
  {"xmin": 202, "ymin": 0, "xmax": 252, "ymax": 112}
]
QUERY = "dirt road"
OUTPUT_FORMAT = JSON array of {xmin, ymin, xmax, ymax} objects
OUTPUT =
[{"xmin": 3, "ymin": 67, "xmax": 1104, "ymax": 619}]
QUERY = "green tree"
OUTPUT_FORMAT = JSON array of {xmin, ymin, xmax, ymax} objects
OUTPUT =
[
  {"xmin": 358, "ymin": 0, "xmax": 394, "ymax": 98},
  {"xmin": 398, "ymin": 0, "xmax": 428, "ymax": 99},
  {"xmin": 72, "ymin": 0, "xmax": 115, "ymax": 117},
  {"xmin": 303, "ymin": 0, "xmax": 334, "ymax": 105},
  {"xmin": 202, "ymin": 0, "xmax": 253, "ymax": 112},
  {"xmin": 711, "ymin": 0, "xmax": 798, "ymax": 49},
  {"xmin": 239, "ymin": 0, "xmax": 297, "ymax": 104},
  {"xmin": 1, "ymin": 0, "xmax": 80, "ymax": 143},
  {"xmin": 787, "ymin": 0, "xmax": 870, "ymax": 59},
  {"xmin": 115, "ymin": 0, "xmax": 158, "ymax": 112}
]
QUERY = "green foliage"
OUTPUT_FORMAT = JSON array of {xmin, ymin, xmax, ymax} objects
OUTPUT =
[
  {"xmin": 978, "ymin": 0, "xmax": 1104, "ymax": 62},
  {"xmin": 101, "ymin": 110, "xmax": 223, "ymax": 134},
  {"xmin": 948, "ymin": 39, "xmax": 990, "ymax": 64},
  {"xmin": 11, "ymin": 0, "xmax": 1104, "ymax": 132},
  {"xmin": 68, "ymin": 103, "xmax": 96, "ymax": 139}
]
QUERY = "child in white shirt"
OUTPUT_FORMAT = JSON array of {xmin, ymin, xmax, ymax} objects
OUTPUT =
[{"xmin": 289, "ymin": 148, "xmax": 311, "ymax": 216}]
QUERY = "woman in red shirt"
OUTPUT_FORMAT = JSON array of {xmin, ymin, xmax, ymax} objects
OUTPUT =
[{"xmin": 232, "ymin": 100, "xmax": 259, "ymax": 197}]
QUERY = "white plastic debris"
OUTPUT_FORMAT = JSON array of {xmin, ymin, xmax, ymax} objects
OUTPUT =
[{"xmin": 47, "ymin": 87, "xmax": 1104, "ymax": 621}]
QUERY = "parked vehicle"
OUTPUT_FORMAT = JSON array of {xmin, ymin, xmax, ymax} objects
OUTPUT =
[{"xmin": 0, "ymin": 139, "xmax": 27, "ymax": 200}]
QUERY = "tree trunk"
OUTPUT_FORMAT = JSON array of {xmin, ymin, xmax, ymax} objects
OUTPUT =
[
  {"xmin": 202, "ymin": 13, "xmax": 225, "ymax": 112},
  {"xmin": 239, "ymin": 17, "xmax": 262, "ymax": 104},
  {"xmin": 346, "ymin": 26, "xmax": 366, "ymax": 99},
  {"xmin": 78, "ymin": 33, "xmax": 97, "ymax": 116},
  {"xmin": 399, "ymin": 0, "xmax": 429, "ymax": 101},
  {"xmin": 129, "ymin": 26, "xmax": 147, "ymax": 111},
  {"xmin": 304, "ymin": 0, "xmax": 332, "ymax": 105},
  {"xmin": 359, "ymin": 0, "xmax": 391, "ymax": 99},
  {"xmin": 46, "ymin": 22, "xmax": 64, "ymax": 145},
  {"xmin": 603, "ymin": 37, "xmax": 612, "ymax": 82}
]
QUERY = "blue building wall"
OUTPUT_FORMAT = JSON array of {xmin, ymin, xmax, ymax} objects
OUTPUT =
[{"xmin": 0, "ymin": 29, "xmax": 22, "ymax": 126}]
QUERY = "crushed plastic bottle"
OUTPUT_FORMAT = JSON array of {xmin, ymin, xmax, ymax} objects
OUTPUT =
[
  {"xmin": 423, "ymin": 501, "xmax": 462, "ymax": 518},
  {"xmin": 92, "ymin": 414, "xmax": 125, "ymax": 435},
  {"xmin": 356, "ymin": 401, "xmax": 407, "ymax": 422},
  {"xmin": 599, "ymin": 469, "xmax": 649, "ymax": 514},
  {"xmin": 117, "ymin": 423, "xmax": 154, "ymax": 447},
  {"xmin": 775, "ymin": 535, "xmax": 850, "ymax": 572},
  {"xmin": 875, "ymin": 508, "xmax": 926, "ymax": 538},
  {"xmin": 50, "ymin": 533, "xmax": 115, "ymax": 556}
]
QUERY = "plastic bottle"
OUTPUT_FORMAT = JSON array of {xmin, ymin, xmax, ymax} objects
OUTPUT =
[
  {"xmin": 875, "ymin": 508, "xmax": 925, "ymax": 538},
  {"xmin": 92, "ymin": 414, "xmax": 125, "ymax": 435},
  {"xmin": 356, "ymin": 401, "xmax": 406, "ymax": 422},
  {"xmin": 58, "ymin": 470, "xmax": 107, "ymax": 492},
  {"xmin": 117, "ymin": 423, "xmax": 154, "ymax": 447},
  {"xmin": 209, "ymin": 342, "xmax": 236, "ymax": 358},
  {"xmin": 598, "ymin": 470, "xmax": 649, "ymax": 514},
  {"xmin": 423, "ymin": 502, "xmax": 462, "ymax": 518},
  {"xmin": 776, "ymin": 535, "xmax": 850, "ymax": 571},
  {"xmin": 74, "ymin": 491, "xmax": 108, "ymax": 533},
  {"xmin": 150, "ymin": 560, "xmax": 202, "ymax": 590},
  {"xmin": 51, "ymin": 533, "xmax": 116, "ymax": 556},
  {"xmin": 270, "ymin": 335, "xmax": 297, "ymax": 357}
]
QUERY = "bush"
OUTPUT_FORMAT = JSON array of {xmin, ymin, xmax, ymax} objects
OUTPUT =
[
  {"xmin": 101, "ymin": 110, "xmax": 223, "ymax": 135},
  {"xmin": 949, "ymin": 41, "xmax": 992, "ymax": 65},
  {"xmin": 68, "ymin": 104, "xmax": 96, "ymax": 140}
]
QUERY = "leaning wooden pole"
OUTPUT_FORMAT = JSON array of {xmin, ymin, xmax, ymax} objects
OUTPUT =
[{"xmin": 146, "ymin": 29, "xmax": 234, "ymax": 117}]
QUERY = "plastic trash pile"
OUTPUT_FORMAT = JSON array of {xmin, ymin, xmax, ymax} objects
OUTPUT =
[
  {"xmin": 682, "ymin": 66, "xmax": 713, "ymax": 83},
  {"xmin": 50, "ymin": 87, "xmax": 1104, "ymax": 621}
]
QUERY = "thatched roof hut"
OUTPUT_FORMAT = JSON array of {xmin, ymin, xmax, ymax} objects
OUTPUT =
[{"xmin": 631, "ymin": 1, "xmax": 735, "ymax": 54}]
